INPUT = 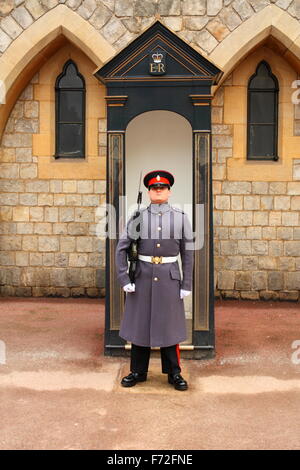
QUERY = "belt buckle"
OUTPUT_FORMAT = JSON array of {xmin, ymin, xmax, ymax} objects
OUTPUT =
[{"xmin": 152, "ymin": 256, "xmax": 162, "ymax": 264}]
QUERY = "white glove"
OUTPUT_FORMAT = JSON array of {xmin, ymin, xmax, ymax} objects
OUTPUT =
[
  {"xmin": 180, "ymin": 289, "xmax": 191, "ymax": 299},
  {"xmin": 123, "ymin": 283, "xmax": 135, "ymax": 293}
]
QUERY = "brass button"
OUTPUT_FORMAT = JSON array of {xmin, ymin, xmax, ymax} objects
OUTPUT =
[
  {"xmin": 157, "ymin": 226, "xmax": 161, "ymax": 231},
  {"xmin": 158, "ymin": 212, "xmax": 162, "ymax": 216},
  {"xmin": 154, "ymin": 277, "xmax": 158, "ymax": 281},
  {"xmin": 157, "ymin": 243, "xmax": 161, "ymax": 247}
]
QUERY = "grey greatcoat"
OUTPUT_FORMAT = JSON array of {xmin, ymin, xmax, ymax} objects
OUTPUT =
[{"xmin": 115, "ymin": 201, "xmax": 194, "ymax": 348}]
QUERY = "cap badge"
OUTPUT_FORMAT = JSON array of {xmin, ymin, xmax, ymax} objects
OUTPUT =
[{"xmin": 156, "ymin": 175, "xmax": 160, "ymax": 181}]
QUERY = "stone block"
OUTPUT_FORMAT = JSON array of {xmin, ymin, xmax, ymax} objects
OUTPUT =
[
  {"xmin": 220, "ymin": 240, "xmax": 237, "ymax": 255},
  {"xmin": 17, "ymin": 223, "xmax": 33, "ymax": 234},
  {"xmin": 285, "ymin": 272, "xmax": 300, "ymax": 290},
  {"xmin": 26, "ymin": 180, "xmax": 49, "ymax": 192},
  {"xmin": 20, "ymin": 193, "xmax": 37, "ymax": 205},
  {"xmin": 237, "ymin": 240, "xmax": 252, "ymax": 255},
  {"xmin": 0, "ymin": 28, "xmax": 12, "ymax": 52},
  {"xmin": 44, "ymin": 207, "xmax": 58, "ymax": 222},
  {"xmin": 243, "ymin": 256, "xmax": 258, "ymax": 270},
  {"xmin": 224, "ymin": 256, "xmax": 243, "ymax": 270},
  {"xmin": 229, "ymin": 227, "xmax": 246, "ymax": 239},
  {"xmin": 77, "ymin": 180, "xmax": 94, "ymax": 194},
  {"xmin": 241, "ymin": 291, "xmax": 260, "ymax": 300},
  {"xmin": 246, "ymin": 226, "xmax": 262, "ymax": 239},
  {"xmin": 59, "ymin": 207, "xmax": 74, "ymax": 222},
  {"xmin": 269, "ymin": 211, "xmax": 281, "ymax": 226},
  {"xmin": 235, "ymin": 272, "xmax": 251, "ymax": 290},
  {"xmin": 207, "ymin": 0, "xmax": 223, "ymax": 15},
  {"xmin": 29, "ymin": 253, "xmax": 43, "ymax": 266},
  {"xmin": 287, "ymin": 182, "xmax": 300, "ymax": 195},
  {"xmin": 63, "ymin": 180, "xmax": 77, "ymax": 193},
  {"xmin": 13, "ymin": 206, "xmax": 29, "ymax": 221},
  {"xmin": 222, "ymin": 211, "xmax": 235, "ymax": 226},
  {"xmin": 158, "ymin": 0, "xmax": 181, "ymax": 15},
  {"xmin": 76, "ymin": 236, "xmax": 94, "ymax": 252},
  {"xmin": 235, "ymin": 211, "xmax": 253, "ymax": 226},
  {"xmin": 282, "ymin": 212, "xmax": 298, "ymax": 226},
  {"xmin": 262, "ymin": 227, "xmax": 276, "ymax": 239},
  {"xmin": 101, "ymin": 16, "xmax": 126, "ymax": 43},
  {"xmin": 43, "ymin": 253, "xmax": 54, "ymax": 266},
  {"xmin": 16, "ymin": 148, "xmax": 32, "ymax": 162},
  {"xmin": 60, "ymin": 237, "xmax": 76, "ymax": 252},
  {"xmin": 50, "ymin": 180, "xmax": 62, "ymax": 193},
  {"xmin": 268, "ymin": 271, "xmax": 284, "ymax": 290},
  {"xmin": 38, "ymin": 236, "xmax": 59, "ymax": 252},
  {"xmin": 16, "ymin": 252, "xmax": 29, "ymax": 266},
  {"xmin": 162, "ymin": 17, "xmax": 183, "ymax": 31},
  {"xmin": 269, "ymin": 241, "xmax": 283, "ymax": 256},
  {"xmin": 182, "ymin": 0, "xmax": 206, "ymax": 15},
  {"xmin": 75, "ymin": 207, "xmax": 95, "ymax": 222},
  {"xmin": 219, "ymin": 6, "xmax": 242, "ymax": 30},
  {"xmin": 291, "ymin": 196, "xmax": 300, "ymax": 210},
  {"xmin": 252, "ymin": 240, "xmax": 268, "ymax": 255},
  {"xmin": 54, "ymin": 194, "xmax": 66, "ymax": 206},
  {"xmin": 284, "ymin": 241, "xmax": 300, "ymax": 256},
  {"xmin": 260, "ymin": 196, "xmax": 273, "ymax": 210},
  {"xmin": 274, "ymin": 196, "xmax": 290, "ymax": 210},
  {"xmin": 55, "ymin": 253, "xmax": 68, "ymax": 267},
  {"xmin": 38, "ymin": 193, "xmax": 53, "ymax": 206},
  {"xmin": 249, "ymin": 0, "xmax": 270, "ymax": 13},
  {"xmin": 50, "ymin": 268, "xmax": 67, "ymax": 287},
  {"xmin": 69, "ymin": 253, "xmax": 88, "ymax": 267},
  {"xmin": 269, "ymin": 182, "xmax": 286, "ymax": 194},
  {"xmin": 34, "ymin": 223, "xmax": 52, "ymax": 235},
  {"xmin": 258, "ymin": 256, "xmax": 277, "ymax": 270},
  {"xmin": 253, "ymin": 211, "xmax": 269, "ymax": 226},
  {"xmin": 215, "ymin": 195, "xmax": 230, "ymax": 210},
  {"xmin": 0, "ymin": 163, "xmax": 18, "ymax": 178},
  {"xmin": 89, "ymin": 4, "xmax": 111, "ymax": 29},
  {"xmin": 184, "ymin": 16, "xmax": 209, "ymax": 30},
  {"xmin": 20, "ymin": 163, "xmax": 37, "ymax": 179},
  {"xmin": 77, "ymin": 0, "xmax": 97, "ymax": 19},
  {"xmin": 244, "ymin": 195, "xmax": 260, "ymax": 210},
  {"xmin": 222, "ymin": 181, "xmax": 251, "ymax": 194},
  {"xmin": 68, "ymin": 223, "xmax": 88, "ymax": 236},
  {"xmin": 252, "ymin": 181, "xmax": 269, "ymax": 194}
]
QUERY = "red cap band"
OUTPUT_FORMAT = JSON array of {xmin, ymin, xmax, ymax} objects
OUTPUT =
[{"xmin": 148, "ymin": 176, "xmax": 170, "ymax": 187}]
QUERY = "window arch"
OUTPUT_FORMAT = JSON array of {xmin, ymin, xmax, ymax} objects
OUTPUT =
[
  {"xmin": 54, "ymin": 59, "xmax": 86, "ymax": 158},
  {"xmin": 247, "ymin": 61, "xmax": 279, "ymax": 161}
]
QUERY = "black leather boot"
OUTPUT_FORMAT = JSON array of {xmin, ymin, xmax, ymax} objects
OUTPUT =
[
  {"xmin": 168, "ymin": 373, "xmax": 188, "ymax": 391},
  {"xmin": 121, "ymin": 372, "xmax": 147, "ymax": 387}
]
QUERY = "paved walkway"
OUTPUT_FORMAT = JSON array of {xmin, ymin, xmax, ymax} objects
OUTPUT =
[{"xmin": 0, "ymin": 297, "xmax": 300, "ymax": 450}]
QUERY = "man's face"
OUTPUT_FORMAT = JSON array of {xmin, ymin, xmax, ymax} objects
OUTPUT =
[{"xmin": 148, "ymin": 185, "xmax": 171, "ymax": 204}]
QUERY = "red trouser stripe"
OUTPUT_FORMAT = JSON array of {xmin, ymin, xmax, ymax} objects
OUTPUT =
[{"xmin": 176, "ymin": 344, "xmax": 180, "ymax": 366}]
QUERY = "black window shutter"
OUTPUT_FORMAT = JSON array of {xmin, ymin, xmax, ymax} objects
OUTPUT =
[
  {"xmin": 247, "ymin": 61, "xmax": 279, "ymax": 161},
  {"xmin": 54, "ymin": 60, "xmax": 86, "ymax": 159}
]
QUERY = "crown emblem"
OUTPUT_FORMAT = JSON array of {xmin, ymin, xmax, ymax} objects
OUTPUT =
[{"xmin": 152, "ymin": 52, "xmax": 163, "ymax": 63}]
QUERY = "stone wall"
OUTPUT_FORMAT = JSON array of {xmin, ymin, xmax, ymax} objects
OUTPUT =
[
  {"xmin": 0, "ymin": 73, "xmax": 106, "ymax": 297},
  {"xmin": 212, "ymin": 78, "xmax": 300, "ymax": 301},
  {"xmin": 0, "ymin": 1, "xmax": 299, "ymax": 58}
]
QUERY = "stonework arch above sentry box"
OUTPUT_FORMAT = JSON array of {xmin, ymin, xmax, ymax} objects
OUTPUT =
[{"xmin": 94, "ymin": 20, "xmax": 223, "ymax": 359}]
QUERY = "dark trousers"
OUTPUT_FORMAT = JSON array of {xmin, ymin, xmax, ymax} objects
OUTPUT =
[{"xmin": 130, "ymin": 343, "xmax": 181, "ymax": 375}]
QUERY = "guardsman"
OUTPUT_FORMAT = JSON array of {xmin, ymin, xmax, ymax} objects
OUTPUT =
[{"xmin": 115, "ymin": 170, "xmax": 194, "ymax": 391}]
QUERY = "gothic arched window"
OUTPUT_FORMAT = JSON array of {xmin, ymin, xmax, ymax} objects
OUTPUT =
[
  {"xmin": 55, "ymin": 60, "xmax": 85, "ymax": 158},
  {"xmin": 247, "ymin": 61, "xmax": 279, "ymax": 161}
]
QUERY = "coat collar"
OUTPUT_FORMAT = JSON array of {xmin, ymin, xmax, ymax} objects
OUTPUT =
[{"xmin": 147, "ymin": 202, "xmax": 171, "ymax": 214}]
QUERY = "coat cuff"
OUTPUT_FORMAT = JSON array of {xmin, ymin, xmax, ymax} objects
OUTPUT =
[
  {"xmin": 118, "ymin": 273, "xmax": 131, "ymax": 288},
  {"xmin": 181, "ymin": 279, "xmax": 192, "ymax": 291}
]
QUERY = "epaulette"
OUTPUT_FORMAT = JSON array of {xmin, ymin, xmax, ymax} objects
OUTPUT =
[{"xmin": 171, "ymin": 206, "xmax": 185, "ymax": 214}]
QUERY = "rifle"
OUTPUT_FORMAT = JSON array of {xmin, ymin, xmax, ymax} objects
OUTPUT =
[{"xmin": 127, "ymin": 171, "xmax": 143, "ymax": 284}]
